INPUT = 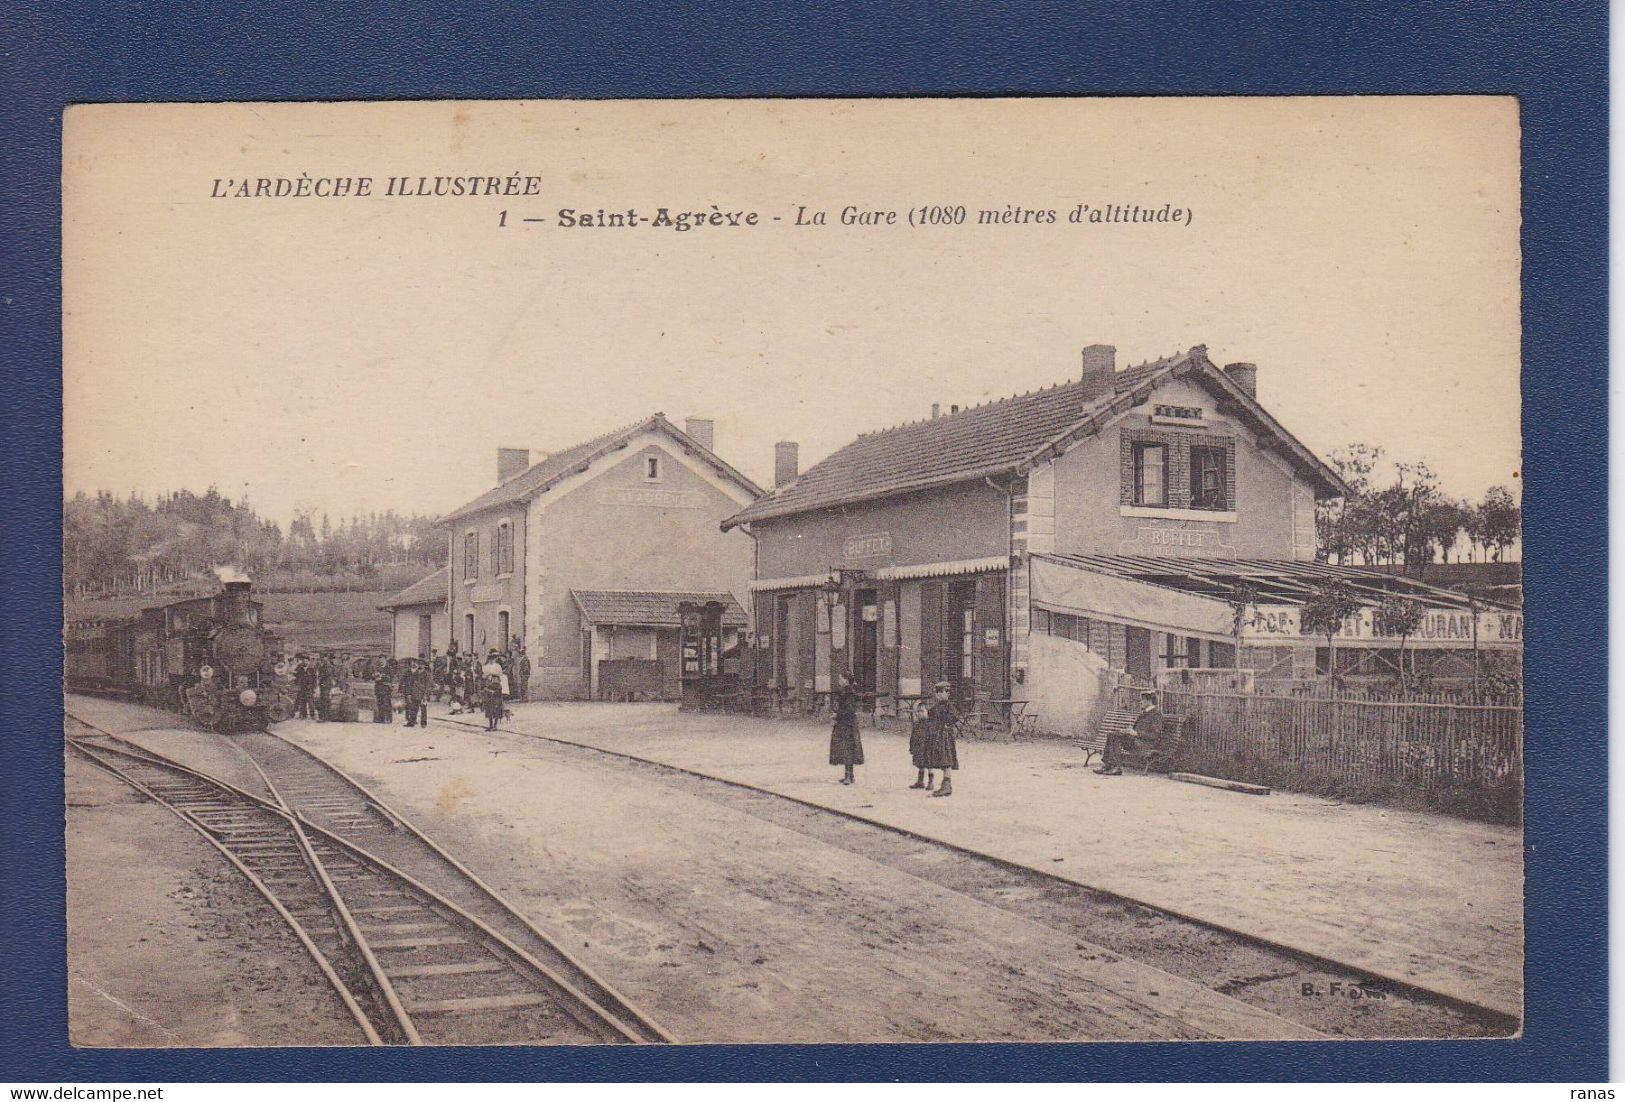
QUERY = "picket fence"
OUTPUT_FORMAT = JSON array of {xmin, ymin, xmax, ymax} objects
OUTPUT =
[{"xmin": 1160, "ymin": 689, "xmax": 1523, "ymax": 824}]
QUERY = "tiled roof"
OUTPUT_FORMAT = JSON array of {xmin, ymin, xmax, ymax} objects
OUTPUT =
[
  {"xmin": 379, "ymin": 567, "xmax": 448, "ymax": 610},
  {"xmin": 571, "ymin": 589, "xmax": 749, "ymax": 628},
  {"xmin": 438, "ymin": 414, "xmax": 763, "ymax": 526},
  {"xmin": 724, "ymin": 347, "xmax": 1345, "ymax": 527}
]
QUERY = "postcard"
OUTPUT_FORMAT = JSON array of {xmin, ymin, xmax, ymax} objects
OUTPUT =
[{"xmin": 62, "ymin": 97, "xmax": 1522, "ymax": 1047}]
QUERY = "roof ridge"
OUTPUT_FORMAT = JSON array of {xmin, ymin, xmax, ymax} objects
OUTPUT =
[{"xmin": 846, "ymin": 375, "xmax": 1091, "ymax": 442}]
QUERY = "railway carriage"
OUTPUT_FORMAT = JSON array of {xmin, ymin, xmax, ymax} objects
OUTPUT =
[{"xmin": 66, "ymin": 577, "xmax": 293, "ymax": 731}]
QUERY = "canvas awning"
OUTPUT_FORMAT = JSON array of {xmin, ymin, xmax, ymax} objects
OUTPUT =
[
  {"xmin": 1030, "ymin": 555, "xmax": 1233, "ymax": 640},
  {"xmin": 1030, "ymin": 553, "xmax": 1523, "ymax": 650}
]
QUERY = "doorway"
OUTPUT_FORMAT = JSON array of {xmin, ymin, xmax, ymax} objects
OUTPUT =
[
  {"xmin": 851, "ymin": 588, "xmax": 879, "ymax": 694},
  {"xmin": 946, "ymin": 578, "xmax": 977, "ymax": 704}
]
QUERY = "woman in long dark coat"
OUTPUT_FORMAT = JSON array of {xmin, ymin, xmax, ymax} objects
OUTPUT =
[
  {"xmin": 908, "ymin": 699, "xmax": 931, "ymax": 788},
  {"xmin": 828, "ymin": 675, "xmax": 864, "ymax": 785},
  {"xmin": 922, "ymin": 681, "xmax": 961, "ymax": 797}
]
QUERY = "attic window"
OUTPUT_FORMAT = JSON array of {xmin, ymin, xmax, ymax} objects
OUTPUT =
[{"xmin": 644, "ymin": 455, "xmax": 662, "ymax": 481}]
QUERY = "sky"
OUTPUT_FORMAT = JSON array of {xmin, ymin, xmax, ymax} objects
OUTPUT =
[{"xmin": 63, "ymin": 98, "xmax": 1521, "ymax": 527}]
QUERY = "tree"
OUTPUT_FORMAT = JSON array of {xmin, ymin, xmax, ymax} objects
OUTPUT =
[
  {"xmin": 1417, "ymin": 497, "xmax": 1470, "ymax": 568},
  {"xmin": 1373, "ymin": 595, "xmax": 1426, "ymax": 689},
  {"xmin": 1316, "ymin": 444, "xmax": 1383, "ymax": 565},
  {"xmin": 1299, "ymin": 578, "xmax": 1364, "ymax": 687},
  {"xmin": 1225, "ymin": 582, "xmax": 1260, "ymax": 669},
  {"xmin": 1477, "ymin": 486, "xmax": 1520, "ymax": 562}
]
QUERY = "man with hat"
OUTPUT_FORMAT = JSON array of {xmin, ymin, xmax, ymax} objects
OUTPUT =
[
  {"xmin": 1097, "ymin": 690, "xmax": 1163, "ymax": 776},
  {"xmin": 410, "ymin": 659, "xmax": 433, "ymax": 727},
  {"xmin": 920, "ymin": 680, "xmax": 962, "ymax": 797}
]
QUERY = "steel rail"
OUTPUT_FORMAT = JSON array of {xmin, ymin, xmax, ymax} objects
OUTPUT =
[
  {"xmin": 230, "ymin": 745, "xmax": 423, "ymax": 1045},
  {"xmin": 248, "ymin": 729, "xmax": 676, "ymax": 1043},
  {"xmin": 65, "ymin": 737, "xmax": 384, "ymax": 1045},
  {"xmin": 66, "ymin": 715, "xmax": 666, "ymax": 1045},
  {"xmin": 432, "ymin": 713, "xmax": 1521, "ymax": 1032}
]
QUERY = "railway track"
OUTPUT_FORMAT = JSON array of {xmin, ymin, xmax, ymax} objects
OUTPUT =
[
  {"xmin": 428, "ymin": 713, "xmax": 1519, "ymax": 1040},
  {"xmin": 67, "ymin": 718, "xmax": 672, "ymax": 1046}
]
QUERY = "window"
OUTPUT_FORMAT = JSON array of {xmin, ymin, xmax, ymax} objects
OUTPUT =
[
  {"xmin": 1190, "ymin": 445, "xmax": 1229, "ymax": 510},
  {"xmin": 463, "ymin": 530, "xmax": 479, "ymax": 580},
  {"xmin": 644, "ymin": 455, "xmax": 662, "ymax": 481},
  {"xmin": 464, "ymin": 613, "xmax": 475, "ymax": 653},
  {"xmin": 493, "ymin": 521, "xmax": 514, "ymax": 575},
  {"xmin": 497, "ymin": 611, "xmax": 510, "ymax": 650},
  {"xmin": 1133, "ymin": 443, "xmax": 1168, "ymax": 507}
]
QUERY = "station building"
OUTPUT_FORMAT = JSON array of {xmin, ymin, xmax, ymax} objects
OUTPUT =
[
  {"xmin": 379, "ymin": 566, "xmax": 449, "ymax": 661},
  {"xmin": 437, "ymin": 414, "xmax": 760, "ymax": 700},
  {"xmin": 722, "ymin": 344, "xmax": 1522, "ymax": 733}
]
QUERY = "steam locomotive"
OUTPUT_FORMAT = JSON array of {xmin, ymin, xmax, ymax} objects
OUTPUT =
[{"xmin": 65, "ymin": 576, "xmax": 292, "ymax": 732}]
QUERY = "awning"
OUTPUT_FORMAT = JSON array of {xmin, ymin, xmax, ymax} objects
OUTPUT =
[
  {"xmin": 1031, "ymin": 555, "xmax": 1233, "ymax": 640},
  {"xmin": 749, "ymin": 572, "xmax": 837, "ymax": 593},
  {"xmin": 571, "ymin": 589, "xmax": 748, "ymax": 629},
  {"xmin": 875, "ymin": 555, "xmax": 1009, "ymax": 581},
  {"xmin": 750, "ymin": 556, "xmax": 1008, "ymax": 591},
  {"xmin": 1030, "ymin": 553, "xmax": 1523, "ymax": 649}
]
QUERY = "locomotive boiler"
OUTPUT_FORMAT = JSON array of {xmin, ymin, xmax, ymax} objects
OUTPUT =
[{"xmin": 65, "ymin": 574, "xmax": 292, "ymax": 732}]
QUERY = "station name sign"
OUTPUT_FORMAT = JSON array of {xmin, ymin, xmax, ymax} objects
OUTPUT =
[
  {"xmin": 595, "ymin": 487, "xmax": 704, "ymax": 510},
  {"xmin": 1244, "ymin": 605, "xmax": 1523, "ymax": 645}
]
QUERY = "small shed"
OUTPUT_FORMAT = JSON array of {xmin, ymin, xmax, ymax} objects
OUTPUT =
[
  {"xmin": 379, "ymin": 567, "xmax": 449, "ymax": 661},
  {"xmin": 572, "ymin": 589, "xmax": 747, "ymax": 700}
]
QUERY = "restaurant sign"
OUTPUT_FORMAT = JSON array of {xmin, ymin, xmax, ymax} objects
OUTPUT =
[
  {"xmin": 1243, "ymin": 604, "xmax": 1523, "ymax": 646},
  {"xmin": 842, "ymin": 532, "xmax": 893, "ymax": 561}
]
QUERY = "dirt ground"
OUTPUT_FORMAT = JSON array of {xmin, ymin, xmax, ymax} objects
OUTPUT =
[
  {"xmin": 65, "ymin": 738, "xmax": 362, "ymax": 1047},
  {"xmin": 274, "ymin": 714, "xmax": 1317, "ymax": 1042},
  {"xmin": 64, "ymin": 693, "xmax": 1517, "ymax": 1043},
  {"xmin": 68, "ymin": 697, "xmax": 1313, "ymax": 1042},
  {"xmin": 460, "ymin": 702, "xmax": 1522, "ymax": 1020}
]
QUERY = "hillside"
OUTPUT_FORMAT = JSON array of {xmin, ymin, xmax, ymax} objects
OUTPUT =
[{"xmin": 65, "ymin": 589, "xmax": 402, "ymax": 653}]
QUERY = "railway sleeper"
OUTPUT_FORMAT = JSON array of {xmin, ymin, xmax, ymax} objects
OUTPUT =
[{"xmin": 405, "ymin": 993, "xmax": 555, "ymax": 1016}]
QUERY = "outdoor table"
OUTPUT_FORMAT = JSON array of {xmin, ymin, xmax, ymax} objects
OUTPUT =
[{"xmin": 990, "ymin": 698, "xmax": 1035, "ymax": 735}]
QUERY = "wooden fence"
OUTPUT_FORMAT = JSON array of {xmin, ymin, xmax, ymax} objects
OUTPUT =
[
  {"xmin": 1161, "ymin": 690, "xmax": 1523, "ymax": 824},
  {"xmin": 1249, "ymin": 679, "xmax": 1522, "ymax": 707}
]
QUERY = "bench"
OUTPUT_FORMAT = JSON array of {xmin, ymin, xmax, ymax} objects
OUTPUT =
[{"xmin": 1082, "ymin": 708, "xmax": 1186, "ymax": 772}]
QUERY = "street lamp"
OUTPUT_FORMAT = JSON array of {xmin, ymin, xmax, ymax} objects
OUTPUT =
[{"xmin": 821, "ymin": 571, "xmax": 844, "ymax": 688}]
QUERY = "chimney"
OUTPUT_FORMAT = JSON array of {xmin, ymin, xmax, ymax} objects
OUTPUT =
[
  {"xmin": 497, "ymin": 447, "xmax": 530, "ymax": 483},
  {"xmin": 774, "ymin": 441, "xmax": 800, "ymax": 488},
  {"xmin": 931, "ymin": 403, "xmax": 940, "ymax": 420},
  {"xmin": 684, "ymin": 417, "xmax": 715, "ymax": 451},
  {"xmin": 1223, "ymin": 362, "xmax": 1258, "ymax": 399},
  {"xmin": 1081, "ymin": 343, "xmax": 1116, "ymax": 400}
]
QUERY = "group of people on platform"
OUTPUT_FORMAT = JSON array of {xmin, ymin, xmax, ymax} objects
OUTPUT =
[
  {"xmin": 369, "ymin": 657, "xmax": 433, "ymax": 728},
  {"xmin": 440, "ymin": 642, "xmax": 530, "ymax": 730},
  {"xmin": 289, "ymin": 652, "xmax": 346, "ymax": 722},
  {"xmin": 829, "ymin": 678, "xmax": 963, "ymax": 797},
  {"xmin": 286, "ymin": 639, "xmax": 533, "ymax": 732},
  {"xmin": 828, "ymin": 680, "xmax": 1166, "ymax": 794}
]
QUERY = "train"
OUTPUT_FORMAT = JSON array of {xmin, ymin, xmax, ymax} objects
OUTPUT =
[{"xmin": 65, "ymin": 576, "xmax": 294, "ymax": 732}]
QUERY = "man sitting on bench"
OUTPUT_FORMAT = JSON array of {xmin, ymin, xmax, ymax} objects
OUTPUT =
[{"xmin": 1096, "ymin": 690, "xmax": 1163, "ymax": 776}]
